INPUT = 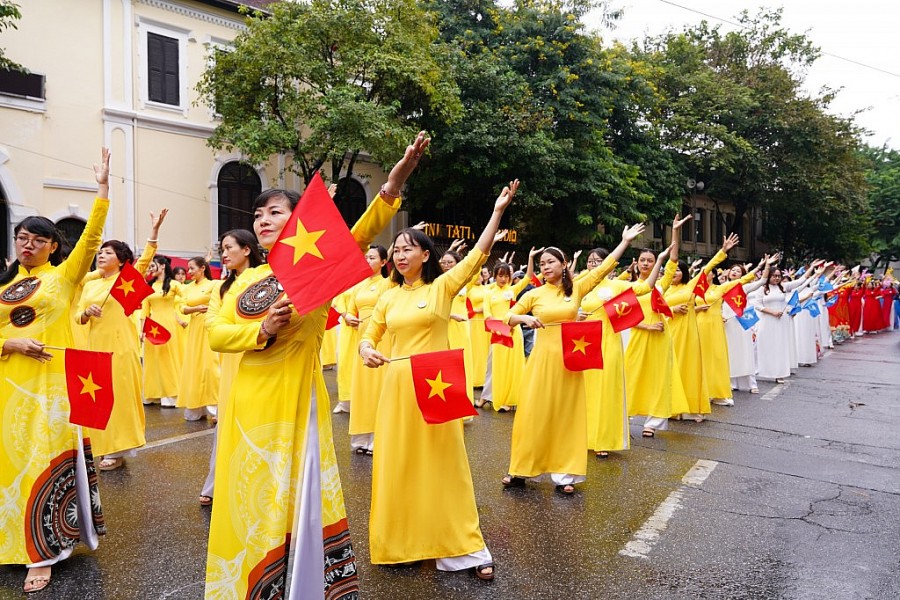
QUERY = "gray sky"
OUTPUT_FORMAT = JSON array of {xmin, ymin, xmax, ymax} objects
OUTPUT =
[{"xmin": 584, "ymin": 0, "xmax": 900, "ymax": 149}]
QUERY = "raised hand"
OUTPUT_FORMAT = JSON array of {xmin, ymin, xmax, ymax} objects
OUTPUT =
[
  {"xmin": 94, "ymin": 147, "xmax": 110, "ymax": 185},
  {"xmin": 411, "ymin": 221, "xmax": 427, "ymax": 231},
  {"xmin": 722, "ymin": 233, "xmax": 740, "ymax": 253},
  {"xmin": 658, "ymin": 242, "xmax": 674, "ymax": 261},
  {"xmin": 448, "ymin": 239, "xmax": 464, "ymax": 252},
  {"xmin": 672, "ymin": 213, "xmax": 692, "ymax": 231},
  {"xmin": 150, "ymin": 208, "xmax": 168, "ymax": 241},
  {"xmin": 572, "ymin": 249, "xmax": 583, "ymax": 264},
  {"xmin": 384, "ymin": 131, "xmax": 430, "ymax": 197},
  {"xmin": 494, "ymin": 179, "xmax": 519, "ymax": 213},
  {"xmin": 622, "ymin": 223, "xmax": 646, "ymax": 242},
  {"xmin": 327, "ymin": 183, "xmax": 338, "ymax": 199},
  {"xmin": 529, "ymin": 246, "xmax": 545, "ymax": 260},
  {"xmin": 494, "ymin": 230, "xmax": 509, "ymax": 244}
]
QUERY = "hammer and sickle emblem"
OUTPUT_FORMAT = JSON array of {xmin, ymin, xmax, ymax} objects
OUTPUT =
[
  {"xmin": 734, "ymin": 297, "xmax": 744, "ymax": 306},
  {"xmin": 615, "ymin": 301, "xmax": 632, "ymax": 317}
]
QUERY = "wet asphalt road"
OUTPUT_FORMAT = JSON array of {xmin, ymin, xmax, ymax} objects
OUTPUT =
[{"xmin": 2, "ymin": 331, "xmax": 898, "ymax": 599}]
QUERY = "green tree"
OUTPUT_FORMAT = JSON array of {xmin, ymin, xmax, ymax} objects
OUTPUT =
[
  {"xmin": 196, "ymin": 0, "xmax": 461, "ymax": 194},
  {"xmin": 862, "ymin": 145, "xmax": 900, "ymax": 270},
  {"xmin": 0, "ymin": 1, "xmax": 22, "ymax": 72},
  {"xmin": 408, "ymin": 0, "xmax": 677, "ymax": 249}
]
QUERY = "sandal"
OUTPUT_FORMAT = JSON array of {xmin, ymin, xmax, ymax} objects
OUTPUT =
[
  {"xmin": 641, "ymin": 428, "xmax": 655, "ymax": 438},
  {"xmin": 199, "ymin": 495, "xmax": 213, "ymax": 506},
  {"xmin": 501, "ymin": 474, "xmax": 525, "ymax": 488},
  {"xmin": 354, "ymin": 448, "xmax": 366, "ymax": 455},
  {"xmin": 98, "ymin": 457, "xmax": 124, "ymax": 471},
  {"xmin": 364, "ymin": 449, "xmax": 373, "ymax": 456},
  {"xmin": 474, "ymin": 563, "xmax": 495, "ymax": 581},
  {"xmin": 474, "ymin": 399, "xmax": 486, "ymax": 408},
  {"xmin": 23, "ymin": 568, "xmax": 50, "ymax": 594},
  {"xmin": 595, "ymin": 451, "xmax": 609, "ymax": 459},
  {"xmin": 555, "ymin": 484, "xmax": 575, "ymax": 495}
]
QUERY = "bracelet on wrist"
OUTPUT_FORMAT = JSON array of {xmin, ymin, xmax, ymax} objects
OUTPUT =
[
  {"xmin": 379, "ymin": 184, "xmax": 401, "ymax": 201},
  {"xmin": 147, "ymin": 238, "xmax": 158, "ymax": 244},
  {"xmin": 260, "ymin": 321, "xmax": 273, "ymax": 339}
]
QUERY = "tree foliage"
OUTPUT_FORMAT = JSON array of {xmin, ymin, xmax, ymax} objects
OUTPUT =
[
  {"xmin": 0, "ymin": 1, "xmax": 22, "ymax": 72},
  {"xmin": 196, "ymin": 0, "xmax": 461, "ymax": 191},
  {"xmin": 862, "ymin": 145, "xmax": 900, "ymax": 269}
]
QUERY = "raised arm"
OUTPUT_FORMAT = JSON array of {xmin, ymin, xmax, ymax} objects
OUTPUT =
[{"xmin": 61, "ymin": 148, "xmax": 112, "ymax": 284}]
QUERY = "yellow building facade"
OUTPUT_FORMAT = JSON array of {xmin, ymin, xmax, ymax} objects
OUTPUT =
[{"xmin": 0, "ymin": 0, "xmax": 396, "ymax": 264}]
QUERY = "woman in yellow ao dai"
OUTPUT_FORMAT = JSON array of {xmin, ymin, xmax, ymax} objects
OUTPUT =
[
  {"xmin": 0, "ymin": 150, "xmax": 110, "ymax": 594},
  {"xmin": 579, "ymin": 245, "xmax": 667, "ymax": 457},
  {"xmin": 625, "ymin": 215, "xmax": 692, "ymax": 436},
  {"xmin": 663, "ymin": 240, "xmax": 731, "ymax": 421},
  {"xmin": 346, "ymin": 245, "xmax": 392, "ymax": 453},
  {"xmin": 177, "ymin": 257, "xmax": 220, "ymax": 420},
  {"xmin": 359, "ymin": 181, "xmax": 518, "ymax": 579},
  {"xmin": 142, "ymin": 256, "xmax": 186, "ymax": 406},
  {"xmin": 77, "ymin": 210, "xmax": 167, "ymax": 469},
  {"xmin": 502, "ymin": 225, "xmax": 644, "ymax": 494},
  {"xmin": 481, "ymin": 257, "xmax": 535, "ymax": 411},
  {"xmin": 205, "ymin": 132, "xmax": 426, "ymax": 600}
]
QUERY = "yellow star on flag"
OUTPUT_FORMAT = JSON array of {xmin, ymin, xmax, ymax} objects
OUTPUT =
[
  {"xmin": 78, "ymin": 372, "xmax": 102, "ymax": 401},
  {"xmin": 279, "ymin": 218, "xmax": 326, "ymax": 264},
  {"xmin": 116, "ymin": 277, "xmax": 135, "ymax": 297},
  {"xmin": 425, "ymin": 371, "xmax": 453, "ymax": 401},
  {"xmin": 150, "ymin": 326, "xmax": 160, "ymax": 337},
  {"xmin": 571, "ymin": 336, "xmax": 591, "ymax": 355}
]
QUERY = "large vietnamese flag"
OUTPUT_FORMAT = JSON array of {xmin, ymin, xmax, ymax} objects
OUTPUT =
[
  {"xmin": 110, "ymin": 261, "xmax": 155, "ymax": 316},
  {"xmin": 65, "ymin": 349, "xmax": 115, "ymax": 430},
  {"xmin": 267, "ymin": 173, "xmax": 372, "ymax": 317},
  {"xmin": 409, "ymin": 349, "xmax": 477, "ymax": 424},
  {"xmin": 603, "ymin": 287, "xmax": 645, "ymax": 333},
  {"xmin": 560, "ymin": 321, "xmax": 603, "ymax": 371}
]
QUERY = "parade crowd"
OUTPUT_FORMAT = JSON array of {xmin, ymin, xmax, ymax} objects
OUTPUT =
[{"xmin": 1, "ymin": 138, "xmax": 898, "ymax": 597}]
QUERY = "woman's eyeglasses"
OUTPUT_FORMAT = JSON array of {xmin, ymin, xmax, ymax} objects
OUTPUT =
[{"xmin": 15, "ymin": 235, "xmax": 52, "ymax": 248}]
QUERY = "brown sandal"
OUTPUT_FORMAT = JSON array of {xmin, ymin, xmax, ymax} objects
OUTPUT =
[
  {"xmin": 474, "ymin": 563, "xmax": 495, "ymax": 581},
  {"xmin": 199, "ymin": 495, "xmax": 213, "ymax": 506},
  {"xmin": 555, "ymin": 484, "xmax": 575, "ymax": 495},
  {"xmin": 642, "ymin": 428, "xmax": 655, "ymax": 438},
  {"xmin": 23, "ymin": 568, "xmax": 51, "ymax": 594},
  {"xmin": 501, "ymin": 474, "xmax": 525, "ymax": 488}
]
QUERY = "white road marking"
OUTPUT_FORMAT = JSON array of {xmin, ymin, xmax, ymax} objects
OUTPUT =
[
  {"xmin": 619, "ymin": 459, "xmax": 718, "ymax": 559},
  {"xmin": 137, "ymin": 428, "xmax": 215, "ymax": 452},
  {"xmin": 761, "ymin": 381, "xmax": 789, "ymax": 401}
]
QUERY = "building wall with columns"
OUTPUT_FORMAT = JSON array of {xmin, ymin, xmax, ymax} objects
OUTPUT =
[{"xmin": 0, "ymin": 0, "xmax": 396, "ymax": 265}]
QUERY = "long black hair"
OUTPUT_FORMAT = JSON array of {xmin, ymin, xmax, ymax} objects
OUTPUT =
[
  {"xmin": 390, "ymin": 228, "xmax": 441, "ymax": 285},
  {"xmin": 219, "ymin": 229, "xmax": 265, "ymax": 298},
  {"xmin": 188, "ymin": 256, "xmax": 213, "ymax": 281},
  {"xmin": 153, "ymin": 255, "xmax": 175, "ymax": 296},
  {"xmin": 677, "ymin": 260, "xmax": 690, "ymax": 285},
  {"xmin": 371, "ymin": 244, "xmax": 389, "ymax": 278},
  {"xmin": 764, "ymin": 268, "xmax": 785, "ymax": 295},
  {"xmin": 99, "ymin": 240, "xmax": 135, "ymax": 270},
  {"xmin": 542, "ymin": 247, "xmax": 573, "ymax": 296},
  {"xmin": 0, "ymin": 217, "xmax": 66, "ymax": 285}
]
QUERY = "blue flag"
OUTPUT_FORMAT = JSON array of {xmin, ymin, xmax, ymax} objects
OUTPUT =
[
  {"xmin": 787, "ymin": 291, "xmax": 802, "ymax": 316},
  {"xmin": 736, "ymin": 306, "xmax": 760, "ymax": 330},
  {"xmin": 796, "ymin": 266, "xmax": 806, "ymax": 277},
  {"xmin": 824, "ymin": 294, "xmax": 838, "ymax": 308},
  {"xmin": 802, "ymin": 299, "xmax": 821, "ymax": 318},
  {"xmin": 817, "ymin": 278, "xmax": 834, "ymax": 293}
]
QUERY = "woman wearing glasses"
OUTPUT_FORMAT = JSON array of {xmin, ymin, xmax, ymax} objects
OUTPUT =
[{"xmin": 0, "ymin": 149, "xmax": 111, "ymax": 594}]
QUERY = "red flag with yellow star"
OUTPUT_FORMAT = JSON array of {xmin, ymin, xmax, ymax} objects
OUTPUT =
[
  {"xmin": 409, "ymin": 349, "xmax": 477, "ymax": 424},
  {"xmin": 560, "ymin": 321, "xmax": 603, "ymax": 371},
  {"xmin": 267, "ymin": 173, "xmax": 372, "ymax": 317},
  {"xmin": 325, "ymin": 305, "xmax": 342, "ymax": 330},
  {"xmin": 484, "ymin": 318, "xmax": 514, "ymax": 347},
  {"xmin": 143, "ymin": 316, "xmax": 171, "ymax": 345},
  {"xmin": 693, "ymin": 271, "xmax": 710, "ymax": 300},
  {"xmin": 65, "ymin": 349, "xmax": 114, "ymax": 429},
  {"xmin": 109, "ymin": 260, "xmax": 155, "ymax": 316},
  {"xmin": 603, "ymin": 287, "xmax": 645, "ymax": 333},
  {"xmin": 723, "ymin": 283, "xmax": 748, "ymax": 317}
]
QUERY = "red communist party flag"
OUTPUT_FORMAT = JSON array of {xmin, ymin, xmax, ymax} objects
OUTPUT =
[
  {"xmin": 409, "ymin": 349, "xmax": 477, "ymax": 424},
  {"xmin": 325, "ymin": 305, "xmax": 342, "ymax": 330},
  {"xmin": 603, "ymin": 287, "xmax": 645, "ymax": 333},
  {"xmin": 143, "ymin": 316, "xmax": 171, "ymax": 345},
  {"xmin": 723, "ymin": 283, "xmax": 748, "ymax": 317},
  {"xmin": 531, "ymin": 274, "xmax": 543, "ymax": 288},
  {"xmin": 485, "ymin": 318, "xmax": 514, "ymax": 347},
  {"xmin": 465, "ymin": 297, "xmax": 476, "ymax": 319},
  {"xmin": 267, "ymin": 173, "xmax": 372, "ymax": 318},
  {"xmin": 561, "ymin": 321, "xmax": 603, "ymax": 371},
  {"xmin": 110, "ymin": 261, "xmax": 155, "ymax": 316},
  {"xmin": 65, "ymin": 349, "xmax": 114, "ymax": 429},
  {"xmin": 651, "ymin": 287, "xmax": 673, "ymax": 318},
  {"xmin": 693, "ymin": 271, "xmax": 710, "ymax": 300}
]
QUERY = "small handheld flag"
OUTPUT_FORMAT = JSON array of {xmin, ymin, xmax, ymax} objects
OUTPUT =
[
  {"xmin": 409, "ymin": 349, "xmax": 477, "ymax": 424},
  {"xmin": 143, "ymin": 317, "xmax": 172, "ymax": 345},
  {"xmin": 603, "ymin": 287, "xmax": 644, "ymax": 333},
  {"xmin": 65, "ymin": 349, "xmax": 115, "ymax": 430},
  {"xmin": 109, "ymin": 261, "xmax": 155, "ymax": 316},
  {"xmin": 560, "ymin": 321, "xmax": 603, "ymax": 371}
]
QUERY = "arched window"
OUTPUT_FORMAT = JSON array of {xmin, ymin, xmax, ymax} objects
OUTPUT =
[
  {"xmin": 218, "ymin": 162, "xmax": 262, "ymax": 237},
  {"xmin": 56, "ymin": 217, "xmax": 86, "ymax": 257},
  {"xmin": 334, "ymin": 178, "xmax": 367, "ymax": 226}
]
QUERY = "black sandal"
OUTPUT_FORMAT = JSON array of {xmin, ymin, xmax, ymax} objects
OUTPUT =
[
  {"xmin": 555, "ymin": 484, "xmax": 575, "ymax": 495},
  {"xmin": 595, "ymin": 451, "xmax": 609, "ymax": 459},
  {"xmin": 501, "ymin": 474, "xmax": 525, "ymax": 488},
  {"xmin": 354, "ymin": 448, "xmax": 366, "ymax": 455},
  {"xmin": 474, "ymin": 563, "xmax": 495, "ymax": 581}
]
